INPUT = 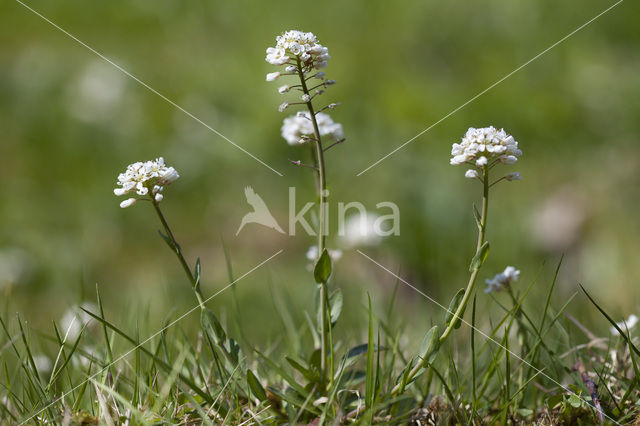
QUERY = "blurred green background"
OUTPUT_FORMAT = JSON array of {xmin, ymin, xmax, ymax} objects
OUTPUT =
[{"xmin": 1, "ymin": 0, "xmax": 639, "ymax": 347}]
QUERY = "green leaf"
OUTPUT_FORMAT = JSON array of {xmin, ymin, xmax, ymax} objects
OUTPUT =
[
  {"xmin": 157, "ymin": 230, "xmax": 175, "ymax": 250},
  {"xmin": 567, "ymin": 394, "xmax": 582, "ymax": 408},
  {"xmin": 246, "ymin": 370, "xmax": 267, "ymax": 402},
  {"xmin": 200, "ymin": 308, "xmax": 226, "ymax": 346},
  {"xmin": 329, "ymin": 289, "xmax": 343, "ymax": 325},
  {"xmin": 285, "ymin": 357, "xmax": 317, "ymax": 382},
  {"xmin": 472, "ymin": 203, "xmax": 482, "ymax": 228},
  {"xmin": 313, "ymin": 249, "xmax": 332, "ymax": 283},
  {"xmin": 469, "ymin": 241, "xmax": 490, "ymax": 272},
  {"xmin": 418, "ymin": 325, "xmax": 440, "ymax": 364},
  {"xmin": 444, "ymin": 289, "xmax": 465, "ymax": 330},
  {"xmin": 365, "ymin": 294, "xmax": 375, "ymax": 410},
  {"xmin": 194, "ymin": 257, "xmax": 202, "ymax": 289}
]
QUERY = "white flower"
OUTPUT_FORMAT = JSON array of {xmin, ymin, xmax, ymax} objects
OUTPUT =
[
  {"xmin": 60, "ymin": 302, "xmax": 99, "ymax": 341},
  {"xmin": 611, "ymin": 314, "xmax": 639, "ymax": 335},
  {"xmin": 266, "ymin": 71, "xmax": 281, "ymax": 81},
  {"xmin": 278, "ymin": 85, "xmax": 291, "ymax": 94},
  {"xmin": 341, "ymin": 212, "xmax": 383, "ymax": 248},
  {"xmin": 281, "ymin": 112, "xmax": 343, "ymax": 145},
  {"xmin": 306, "ymin": 246, "xmax": 343, "ymax": 262},
  {"xmin": 450, "ymin": 127, "xmax": 522, "ymax": 168},
  {"xmin": 505, "ymin": 172, "xmax": 522, "ymax": 181},
  {"xmin": 114, "ymin": 157, "xmax": 179, "ymax": 207},
  {"xmin": 285, "ymin": 65, "xmax": 296, "ymax": 73},
  {"xmin": 301, "ymin": 94, "xmax": 311, "ymax": 102},
  {"xmin": 265, "ymin": 30, "xmax": 330, "ymax": 71},
  {"xmin": 465, "ymin": 169, "xmax": 479, "ymax": 179},
  {"xmin": 485, "ymin": 266, "xmax": 520, "ymax": 293}
]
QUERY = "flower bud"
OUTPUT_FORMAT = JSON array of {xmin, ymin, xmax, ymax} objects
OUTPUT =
[
  {"xmin": 266, "ymin": 72, "xmax": 281, "ymax": 82},
  {"xmin": 465, "ymin": 169, "xmax": 479, "ymax": 179},
  {"xmin": 120, "ymin": 198, "xmax": 137, "ymax": 208}
]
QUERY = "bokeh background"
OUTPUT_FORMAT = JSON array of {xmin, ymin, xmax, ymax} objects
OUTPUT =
[{"xmin": 1, "ymin": 0, "xmax": 639, "ymax": 347}]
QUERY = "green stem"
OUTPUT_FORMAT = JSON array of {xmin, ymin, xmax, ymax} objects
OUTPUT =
[
  {"xmin": 391, "ymin": 166, "xmax": 490, "ymax": 396},
  {"xmin": 151, "ymin": 197, "xmax": 206, "ymax": 310},
  {"xmin": 296, "ymin": 58, "xmax": 332, "ymax": 387}
]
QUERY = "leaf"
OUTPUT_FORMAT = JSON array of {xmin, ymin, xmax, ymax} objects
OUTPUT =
[
  {"xmin": 314, "ymin": 249, "xmax": 332, "ymax": 283},
  {"xmin": 158, "ymin": 230, "xmax": 175, "ymax": 251},
  {"xmin": 472, "ymin": 203, "xmax": 482, "ymax": 228},
  {"xmin": 200, "ymin": 308, "xmax": 226, "ymax": 346},
  {"xmin": 246, "ymin": 370, "xmax": 267, "ymax": 402},
  {"xmin": 194, "ymin": 257, "xmax": 202, "ymax": 289},
  {"xmin": 285, "ymin": 357, "xmax": 317, "ymax": 382},
  {"xmin": 469, "ymin": 241, "xmax": 490, "ymax": 272},
  {"xmin": 365, "ymin": 294, "xmax": 375, "ymax": 410},
  {"xmin": 444, "ymin": 289, "xmax": 465, "ymax": 330},
  {"xmin": 418, "ymin": 325, "xmax": 440, "ymax": 364},
  {"xmin": 329, "ymin": 289, "xmax": 343, "ymax": 325}
]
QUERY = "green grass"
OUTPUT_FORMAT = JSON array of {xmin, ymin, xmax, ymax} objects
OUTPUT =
[
  {"xmin": 1, "ymin": 241, "xmax": 639, "ymax": 424},
  {"xmin": 2, "ymin": 1, "xmax": 640, "ymax": 424}
]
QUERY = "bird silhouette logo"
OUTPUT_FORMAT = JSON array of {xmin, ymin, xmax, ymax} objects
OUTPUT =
[{"xmin": 236, "ymin": 186, "xmax": 285, "ymax": 235}]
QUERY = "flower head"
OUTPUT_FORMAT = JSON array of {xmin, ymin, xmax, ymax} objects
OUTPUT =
[
  {"xmin": 281, "ymin": 112, "xmax": 343, "ymax": 145},
  {"xmin": 340, "ymin": 212, "xmax": 384, "ymax": 248},
  {"xmin": 114, "ymin": 157, "xmax": 179, "ymax": 207},
  {"xmin": 485, "ymin": 266, "xmax": 520, "ymax": 293},
  {"xmin": 450, "ymin": 127, "xmax": 522, "ymax": 168},
  {"xmin": 265, "ymin": 30, "xmax": 330, "ymax": 71}
]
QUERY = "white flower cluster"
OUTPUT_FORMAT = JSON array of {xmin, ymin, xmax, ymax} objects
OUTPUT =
[
  {"xmin": 451, "ymin": 127, "xmax": 522, "ymax": 172},
  {"xmin": 281, "ymin": 112, "xmax": 344, "ymax": 145},
  {"xmin": 484, "ymin": 266, "xmax": 520, "ymax": 293},
  {"xmin": 611, "ymin": 314, "xmax": 639, "ymax": 335},
  {"xmin": 114, "ymin": 157, "xmax": 179, "ymax": 208},
  {"xmin": 265, "ymin": 30, "xmax": 330, "ymax": 71}
]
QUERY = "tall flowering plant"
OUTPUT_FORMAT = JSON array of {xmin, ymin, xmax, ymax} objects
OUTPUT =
[
  {"xmin": 392, "ymin": 126, "xmax": 523, "ymax": 395},
  {"xmin": 266, "ymin": 30, "xmax": 345, "ymax": 388}
]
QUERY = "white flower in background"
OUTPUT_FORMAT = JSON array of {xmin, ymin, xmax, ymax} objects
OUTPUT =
[
  {"xmin": 265, "ymin": 30, "xmax": 330, "ymax": 72},
  {"xmin": 32, "ymin": 355, "xmax": 52, "ymax": 376},
  {"xmin": 450, "ymin": 127, "xmax": 522, "ymax": 169},
  {"xmin": 281, "ymin": 112, "xmax": 344, "ymax": 145},
  {"xmin": 611, "ymin": 314, "xmax": 639, "ymax": 335},
  {"xmin": 341, "ymin": 212, "xmax": 383, "ymax": 248},
  {"xmin": 114, "ymin": 157, "xmax": 179, "ymax": 207},
  {"xmin": 306, "ymin": 246, "xmax": 343, "ymax": 262},
  {"xmin": 60, "ymin": 302, "xmax": 99, "ymax": 341},
  {"xmin": 485, "ymin": 266, "xmax": 520, "ymax": 293},
  {"xmin": 67, "ymin": 61, "xmax": 126, "ymax": 124},
  {"xmin": 0, "ymin": 247, "xmax": 33, "ymax": 288}
]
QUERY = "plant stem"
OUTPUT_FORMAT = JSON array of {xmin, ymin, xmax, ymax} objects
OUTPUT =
[
  {"xmin": 391, "ymin": 167, "xmax": 490, "ymax": 396},
  {"xmin": 296, "ymin": 58, "xmax": 332, "ymax": 387},
  {"xmin": 439, "ymin": 166, "xmax": 489, "ymax": 343},
  {"xmin": 151, "ymin": 197, "xmax": 206, "ymax": 310}
]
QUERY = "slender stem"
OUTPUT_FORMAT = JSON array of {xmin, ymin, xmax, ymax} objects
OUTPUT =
[
  {"xmin": 296, "ymin": 57, "xmax": 332, "ymax": 387},
  {"xmin": 391, "ymin": 166, "xmax": 490, "ymax": 396},
  {"xmin": 151, "ymin": 197, "xmax": 206, "ymax": 310}
]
